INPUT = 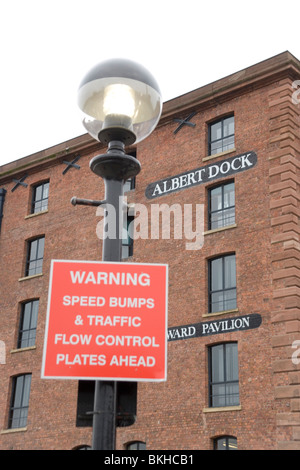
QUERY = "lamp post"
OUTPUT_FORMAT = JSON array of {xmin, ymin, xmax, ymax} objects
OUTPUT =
[{"xmin": 77, "ymin": 58, "xmax": 162, "ymax": 450}]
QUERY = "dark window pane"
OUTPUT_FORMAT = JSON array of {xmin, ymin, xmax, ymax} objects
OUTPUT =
[
  {"xmin": 226, "ymin": 343, "xmax": 239, "ymax": 381},
  {"xmin": 211, "ymin": 384, "xmax": 226, "ymax": 407},
  {"xmin": 124, "ymin": 177, "xmax": 136, "ymax": 192},
  {"xmin": 122, "ymin": 214, "xmax": 134, "ymax": 259},
  {"xmin": 127, "ymin": 441, "xmax": 146, "ymax": 450},
  {"xmin": 211, "ymin": 292, "xmax": 225, "ymax": 313},
  {"xmin": 223, "ymin": 207, "xmax": 235, "ymax": 227},
  {"xmin": 22, "ymin": 375, "xmax": 31, "ymax": 404},
  {"xmin": 210, "ymin": 121, "xmax": 222, "ymax": 142},
  {"xmin": 215, "ymin": 437, "xmax": 227, "ymax": 450},
  {"xmin": 224, "ymin": 255, "xmax": 236, "ymax": 289},
  {"xmin": 223, "ymin": 116, "xmax": 234, "ymax": 137},
  {"xmin": 211, "ymin": 186, "xmax": 222, "ymax": 212},
  {"xmin": 43, "ymin": 182, "xmax": 49, "ymax": 199},
  {"xmin": 26, "ymin": 237, "xmax": 44, "ymax": 276},
  {"xmin": 209, "ymin": 255, "xmax": 237, "ymax": 313},
  {"xmin": 211, "ymin": 257, "xmax": 223, "ymax": 291},
  {"xmin": 222, "ymin": 135, "xmax": 235, "ymax": 152},
  {"xmin": 18, "ymin": 300, "xmax": 39, "ymax": 348},
  {"xmin": 37, "ymin": 237, "xmax": 45, "ymax": 258},
  {"xmin": 31, "ymin": 301, "xmax": 39, "ymax": 327},
  {"xmin": 210, "ymin": 212, "xmax": 223, "ymax": 230},
  {"xmin": 9, "ymin": 374, "xmax": 31, "ymax": 429},
  {"xmin": 214, "ymin": 436, "xmax": 237, "ymax": 450},
  {"xmin": 209, "ymin": 116, "xmax": 235, "ymax": 155},
  {"xmin": 228, "ymin": 437, "xmax": 238, "ymax": 450},
  {"xmin": 211, "ymin": 345, "xmax": 224, "ymax": 383},
  {"xmin": 211, "ymin": 140, "xmax": 223, "ymax": 155},
  {"xmin": 226, "ymin": 383, "xmax": 239, "ymax": 406},
  {"xmin": 32, "ymin": 182, "xmax": 49, "ymax": 214},
  {"xmin": 209, "ymin": 343, "xmax": 239, "ymax": 408},
  {"xmin": 209, "ymin": 182, "xmax": 235, "ymax": 230},
  {"xmin": 224, "ymin": 289, "xmax": 237, "ymax": 311},
  {"xmin": 13, "ymin": 376, "xmax": 24, "ymax": 408},
  {"xmin": 224, "ymin": 183, "xmax": 235, "ymax": 208},
  {"xmin": 76, "ymin": 380, "xmax": 94, "ymax": 427},
  {"xmin": 35, "ymin": 185, "xmax": 42, "ymax": 202},
  {"xmin": 29, "ymin": 240, "xmax": 37, "ymax": 260},
  {"xmin": 22, "ymin": 304, "xmax": 31, "ymax": 329}
]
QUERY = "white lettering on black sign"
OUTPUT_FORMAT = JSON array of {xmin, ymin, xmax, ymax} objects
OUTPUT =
[
  {"xmin": 167, "ymin": 314, "xmax": 262, "ymax": 342},
  {"xmin": 145, "ymin": 151, "xmax": 257, "ymax": 199}
]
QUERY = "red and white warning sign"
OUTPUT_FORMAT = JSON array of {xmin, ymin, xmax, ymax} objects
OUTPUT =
[{"xmin": 41, "ymin": 260, "xmax": 168, "ymax": 382}]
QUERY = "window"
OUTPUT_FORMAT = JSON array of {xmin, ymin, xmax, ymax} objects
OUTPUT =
[
  {"xmin": 209, "ymin": 343, "xmax": 239, "ymax": 407},
  {"xmin": 31, "ymin": 181, "xmax": 49, "ymax": 214},
  {"xmin": 116, "ymin": 381, "xmax": 137, "ymax": 427},
  {"xmin": 25, "ymin": 236, "xmax": 45, "ymax": 276},
  {"xmin": 126, "ymin": 441, "xmax": 146, "ymax": 450},
  {"xmin": 208, "ymin": 182, "xmax": 235, "ymax": 230},
  {"xmin": 122, "ymin": 213, "xmax": 134, "ymax": 259},
  {"xmin": 208, "ymin": 254, "xmax": 236, "ymax": 313},
  {"xmin": 76, "ymin": 381, "xmax": 94, "ymax": 427},
  {"xmin": 208, "ymin": 115, "xmax": 234, "ymax": 155},
  {"xmin": 17, "ymin": 300, "xmax": 39, "ymax": 348},
  {"xmin": 124, "ymin": 151, "xmax": 137, "ymax": 193},
  {"xmin": 213, "ymin": 436, "xmax": 237, "ymax": 450},
  {"xmin": 124, "ymin": 177, "xmax": 136, "ymax": 193},
  {"xmin": 8, "ymin": 374, "xmax": 32, "ymax": 428}
]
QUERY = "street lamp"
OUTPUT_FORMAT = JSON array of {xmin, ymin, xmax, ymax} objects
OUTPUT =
[
  {"xmin": 78, "ymin": 58, "xmax": 162, "ymax": 146},
  {"xmin": 77, "ymin": 58, "xmax": 162, "ymax": 450}
]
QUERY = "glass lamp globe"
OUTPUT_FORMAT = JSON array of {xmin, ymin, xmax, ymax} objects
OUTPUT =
[{"xmin": 78, "ymin": 58, "xmax": 163, "ymax": 146}]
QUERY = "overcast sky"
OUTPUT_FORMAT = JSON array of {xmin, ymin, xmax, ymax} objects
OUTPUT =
[{"xmin": 0, "ymin": 0, "xmax": 299, "ymax": 167}]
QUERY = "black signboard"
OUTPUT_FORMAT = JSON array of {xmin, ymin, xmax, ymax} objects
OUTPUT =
[
  {"xmin": 167, "ymin": 314, "xmax": 262, "ymax": 342},
  {"xmin": 146, "ymin": 151, "xmax": 257, "ymax": 199}
]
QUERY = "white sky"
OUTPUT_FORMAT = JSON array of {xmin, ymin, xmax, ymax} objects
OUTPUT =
[{"xmin": 0, "ymin": 0, "xmax": 299, "ymax": 167}]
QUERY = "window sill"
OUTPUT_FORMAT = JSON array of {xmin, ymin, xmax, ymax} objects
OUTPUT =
[
  {"xmin": 203, "ymin": 148, "xmax": 236, "ymax": 162},
  {"xmin": 203, "ymin": 405, "xmax": 241, "ymax": 413},
  {"xmin": 203, "ymin": 224, "xmax": 237, "ymax": 236},
  {"xmin": 10, "ymin": 346, "xmax": 36, "ymax": 354},
  {"xmin": 1, "ymin": 427, "xmax": 27, "ymax": 435},
  {"xmin": 25, "ymin": 209, "xmax": 48, "ymax": 219},
  {"xmin": 18, "ymin": 273, "xmax": 43, "ymax": 282},
  {"xmin": 203, "ymin": 308, "xmax": 239, "ymax": 318}
]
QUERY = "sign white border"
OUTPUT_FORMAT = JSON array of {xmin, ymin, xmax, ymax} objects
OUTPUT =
[{"xmin": 41, "ymin": 260, "xmax": 168, "ymax": 382}]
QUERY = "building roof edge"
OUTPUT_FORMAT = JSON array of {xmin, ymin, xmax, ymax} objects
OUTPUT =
[
  {"xmin": 161, "ymin": 50, "xmax": 300, "ymax": 121},
  {"xmin": 0, "ymin": 51, "xmax": 299, "ymax": 182}
]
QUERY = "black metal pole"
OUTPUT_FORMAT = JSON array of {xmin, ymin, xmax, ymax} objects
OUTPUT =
[
  {"xmin": 89, "ymin": 140, "xmax": 141, "ymax": 451},
  {"xmin": 92, "ymin": 178, "xmax": 123, "ymax": 451}
]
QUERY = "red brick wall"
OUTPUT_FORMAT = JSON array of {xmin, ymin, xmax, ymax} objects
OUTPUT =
[
  {"xmin": 268, "ymin": 78, "xmax": 300, "ymax": 450},
  {"xmin": 117, "ymin": 83, "xmax": 277, "ymax": 450}
]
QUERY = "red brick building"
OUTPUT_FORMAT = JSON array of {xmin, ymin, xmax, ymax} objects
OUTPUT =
[{"xmin": 0, "ymin": 51, "xmax": 299, "ymax": 450}]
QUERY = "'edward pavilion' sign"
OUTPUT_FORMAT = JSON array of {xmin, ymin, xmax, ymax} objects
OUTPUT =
[{"xmin": 168, "ymin": 314, "xmax": 262, "ymax": 342}]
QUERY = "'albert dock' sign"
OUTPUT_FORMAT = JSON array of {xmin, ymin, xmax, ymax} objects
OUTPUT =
[{"xmin": 146, "ymin": 151, "xmax": 257, "ymax": 199}]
